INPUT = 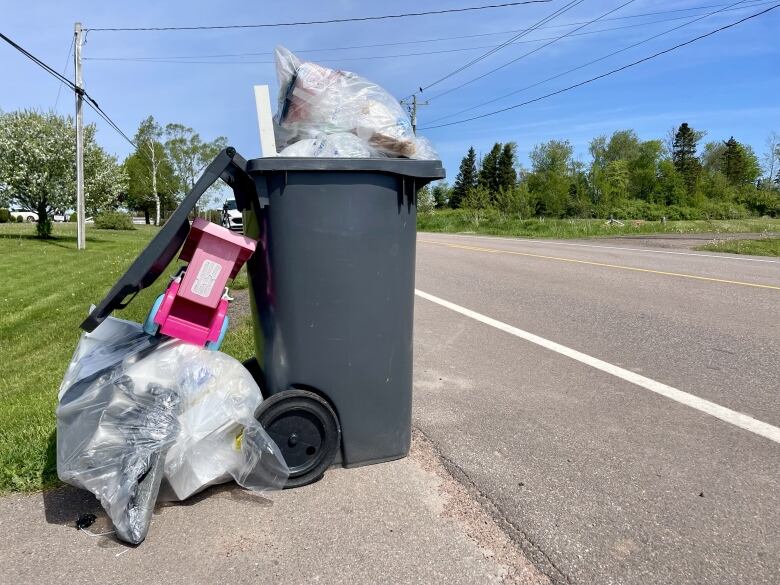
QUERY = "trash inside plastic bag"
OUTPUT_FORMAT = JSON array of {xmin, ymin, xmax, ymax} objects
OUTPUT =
[
  {"xmin": 159, "ymin": 343, "xmax": 289, "ymax": 501},
  {"xmin": 273, "ymin": 46, "xmax": 438, "ymax": 160},
  {"xmin": 279, "ymin": 132, "xmax": 373, "ymax": 158},
  {"xmin": 57, "ymin": 316, "xmax": 289, "ymax": 544}
]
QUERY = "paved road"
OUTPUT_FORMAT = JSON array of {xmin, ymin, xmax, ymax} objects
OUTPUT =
[{"xmin": 412, "ymin": 233, "xmax": 779, "ymax": 584}]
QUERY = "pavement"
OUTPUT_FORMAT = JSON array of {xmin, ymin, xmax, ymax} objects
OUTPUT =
[
  {"xmin": 1, "ymin": 231, "xmax": 777, "ymax": 584},
  {"xmin": 413, "ymin": 232, "xmax": 779, "ymax": 584},
  {"xmin": 0, "ymin": 432, "xmax": 546, "ymax": 585}
]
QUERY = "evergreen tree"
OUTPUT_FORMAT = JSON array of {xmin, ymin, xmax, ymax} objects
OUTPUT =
[
  {"xmin": 672, "ymin": 123, "xmax": 703, "ymax": 195},
  {"xmin": 722, "ymin": 137, "xmax": 745, "ymax": 185},
  {"xmin": 451, "ymin": 146, "xmax": 478, "ymax": 209},
  {"xmin": 478, "ymin": 143, "xmax": 502, "ymax": 198},
  {"xmin": 497, "ymin": 142, "xmax": 518, "ymax": 194},
  {"xmin": 721, "ymin": 137, "xmax": 760, "ymax": 185}
]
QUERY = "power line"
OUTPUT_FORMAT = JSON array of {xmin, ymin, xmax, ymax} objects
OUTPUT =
[
  {"xmin": 409, "ymin": 0, "xmax": 588, "ymax": 98},
  {"xmin": 84, "ymin": 97, "xmax": 137, "ymax": 149},
  {"xmin": 84, "ymin": 1, "xmax": 552, "ymax": 32},
  {"xmin": 1, "ymin": 32, "xmax": 74, "ymax": 88},
  {"xmin": 0, "ymin": 31, "xmax": 137, "ymax": 149},
  {"xmin": 82, "ymin": 0, "xmax": 776, "ymax": 67},
  {"xmin": 426, "ymin": 0, "xmax": 641, "ymax": 102},
  {"xmin": 53, "ymin": 34, "xmax": 75, "ymax": 110},
  {"xmin": 426, "ymin": 0, "xmax": 755, "ymax": 124},
  {"xmin": 78, "ymin": 0, "xmax": 772, "ymax": 60},
  {"xmin": 420, "ymin": 3, "xmax": 780, "ymax": 130}
]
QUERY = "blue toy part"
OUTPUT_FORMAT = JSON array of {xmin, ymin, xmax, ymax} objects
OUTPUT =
[
  {"xmin": 143, "ymin": 294, "xmax": 165, "ymax": 336},
  {"xmin": 205, "ymin": 316, "xmax": 230, "ymax": 351}
]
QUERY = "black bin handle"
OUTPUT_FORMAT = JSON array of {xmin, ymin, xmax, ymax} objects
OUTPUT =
[{"xmin": 80, "ymin": 147, "xmax": 259, "ymax": 332}]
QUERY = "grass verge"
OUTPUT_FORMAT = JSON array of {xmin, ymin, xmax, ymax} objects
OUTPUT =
[
  {"xmin": 693, "ymin": 237, "xmax": 780, "ymax": 257},
  {"xmin": 0, "ymin": 223, "xmax": 250, "ymax": 493},
  {"xmin": 417, "ymin": 209, "xmax": 780, "ymax": 239}
]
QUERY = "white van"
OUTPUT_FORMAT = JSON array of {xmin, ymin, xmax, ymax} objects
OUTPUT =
[{"xmin": 221, "ymin": 199, "xmax": 243, "ymax": 232}]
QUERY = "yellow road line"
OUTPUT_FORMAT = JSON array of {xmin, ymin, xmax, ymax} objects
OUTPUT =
[{"xmin": 419, "ymin": 240, "xmax": 780, "ymax": 291}]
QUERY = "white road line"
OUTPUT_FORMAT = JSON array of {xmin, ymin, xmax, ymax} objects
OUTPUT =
[
  {"xmin": 421, "ymin": 233, "xmax": 780, "ymax": 264},
  {"xmin": 415, "ymin": 289, "xmax": 780, "ymax": 445}
]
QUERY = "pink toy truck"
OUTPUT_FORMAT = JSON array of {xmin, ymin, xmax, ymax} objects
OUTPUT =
[{"xmin": 143, "ymin": 218, "xmax": 256, "ymax": 350}]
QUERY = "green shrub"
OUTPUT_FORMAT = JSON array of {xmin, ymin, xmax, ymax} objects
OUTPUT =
[
  {"xmin": 738, "ymin": 189, "xmax": 780, "ymax": 218},
  {"xmin": 15, "ymin": 214, "xmax": 23, "ymax": 223},
  {"xmin": 94, "ymin": 211, "xmax": 135, "ymax": 230},
  {"xmin": 36, "ymin": 217, "xmax": 52, "ymax": 238},
  {"xmin": 69, "ymin": 212, "xmax": 77, "ymax": 222},
  {"xmin": 601, "ymin": 200, "xmax": 750, "ymax": 221},
  {"xmin": 0, "ymin": 209, "xmax": 11, "ymax": 223}
]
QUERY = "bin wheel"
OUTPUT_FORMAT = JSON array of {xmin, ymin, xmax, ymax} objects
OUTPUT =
[
  {"xmin": 256, "ymin": 389, "xmax": 340, "ymax": 489},
  {"xmin": 143, "ymin": 294, "xmax": 164, "ymax": 336}
]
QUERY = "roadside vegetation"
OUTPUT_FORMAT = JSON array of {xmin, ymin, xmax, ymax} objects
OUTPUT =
[
  {"xmin": 418, "ymin": 211, "xmax": 780, "ymax": 239},
  {"xmin": 418, "ymin": 125, "xmax": 780, "ymax": 231},
  {"xmin": 0, "ymin": 110, "xmax": 227, "ymax": 237},
  {"xmin": 694, "ymin": 237, "xmax": 780, "ymax": 257}
]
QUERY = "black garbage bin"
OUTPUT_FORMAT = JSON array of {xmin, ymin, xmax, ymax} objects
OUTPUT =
[
  {"xmin": 81, "ymin": 148, "xmax": 445, "ymax": 488},
  {"xmin": 243, "ymin": 158, "xmax": 444, "ymax": 486}
]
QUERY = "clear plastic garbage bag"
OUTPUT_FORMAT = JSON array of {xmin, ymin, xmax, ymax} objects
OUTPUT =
[
  {"xmin": 273, "ymin": 46, "xmax": 438, "ymax": 160},
  {"xmin": 158, "ymin": 343, "xmax": 289, "ymax": 501},
  {"xmin": 279, "ymin": 132, "xmax": 373, "ymax": 158},
  {"xmin": 57, "ymin": 316, "xmax": 289, "ymax": 544}
]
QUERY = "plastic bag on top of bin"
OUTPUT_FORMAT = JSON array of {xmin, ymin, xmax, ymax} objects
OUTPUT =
[
  {"xmin": 279, "ymin": 132, "xmax": 373, "ymax": 158},
  {"xmin": 273, "ymin": 45, "xmax": 438, "ymax": 160},
  {"xmin": 57, "ymin": 316, "xmax": 289, "ymax": 544}
]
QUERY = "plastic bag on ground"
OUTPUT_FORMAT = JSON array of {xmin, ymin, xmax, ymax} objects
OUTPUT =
[
  {"xmin": 159, "ymin": 343, "xmax": 289, "ymax": 501},
  {"xmin": 57, "ymin": 316, "xmax": 288, "ymax": 544},
  {"xmin": 273, "ymin": 46, "xmax": 438, "ymax": 160}
]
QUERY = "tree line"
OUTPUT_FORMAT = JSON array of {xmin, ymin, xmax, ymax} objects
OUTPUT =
[
  {"xmin": 427, "ymin": 123, "xmax": 780, "ymax": 220},
  {"xmin": 123, "ymin": 116, "xmax": 226, "ymax": 226},
  {"xmin": 0, "ymin": 109, "xmax": 226, "ymax": 237}
]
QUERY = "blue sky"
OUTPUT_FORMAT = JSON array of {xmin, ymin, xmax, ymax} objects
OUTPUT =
[{"xmin": 2, "ymin": 0, "xmax": 779, "ymax": 180}]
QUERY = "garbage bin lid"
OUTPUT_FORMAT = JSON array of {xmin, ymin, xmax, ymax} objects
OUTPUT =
[{"xmin": 246, "ymin": 157, "xmax": 445, "ymax": 181}]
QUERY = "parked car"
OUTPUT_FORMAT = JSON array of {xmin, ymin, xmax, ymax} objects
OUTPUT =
[
  {"xmin": 10, "ymin": 208, "xmax": 38, "ymax": 222},
  {"xmin": 221, "ymin": 198, "xmax": 243, "ymax": 232}
]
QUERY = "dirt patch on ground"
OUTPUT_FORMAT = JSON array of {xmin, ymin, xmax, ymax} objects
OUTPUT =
[
  {"xmin": 229, "ymin": 288, "xmax": 252, "ymax": 320},
  {"xmin": 411, "ymin": 430, "xmax": 551, "ymax": 585}
]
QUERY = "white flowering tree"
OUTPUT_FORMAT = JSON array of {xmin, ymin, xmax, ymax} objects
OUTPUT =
[{"xmin": 0, "ymin": 110, "xmax": 125, "ymax": 237}]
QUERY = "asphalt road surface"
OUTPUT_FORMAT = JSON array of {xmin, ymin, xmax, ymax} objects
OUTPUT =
[{"xmin": 412, "ymin": 233, "xmax": 779, "ymax": 584}]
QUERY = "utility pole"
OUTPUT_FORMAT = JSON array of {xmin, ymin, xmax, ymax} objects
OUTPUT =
[
  {"xmin": 74, "ymin": 22, "xmax": 85, "ymax": 250},
  {"xmin": 401, "ymin": 94, "xmax": 429, "ymax": 135}
]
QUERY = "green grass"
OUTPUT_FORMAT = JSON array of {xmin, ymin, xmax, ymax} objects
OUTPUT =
[
  {"xmin": 693, "ymin": 237, "xmax": 780, "ymax": 257},
  {"xmin": 417, "ymin": 209, "xmax": 780, "ymax": 239},
  {"xmin": 0, "ymin": 222, "xmax": 251, "ymax": 493},
  {"xmin": 3, "ymin": 214, "xmax": 777, "ymax": 494}
]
